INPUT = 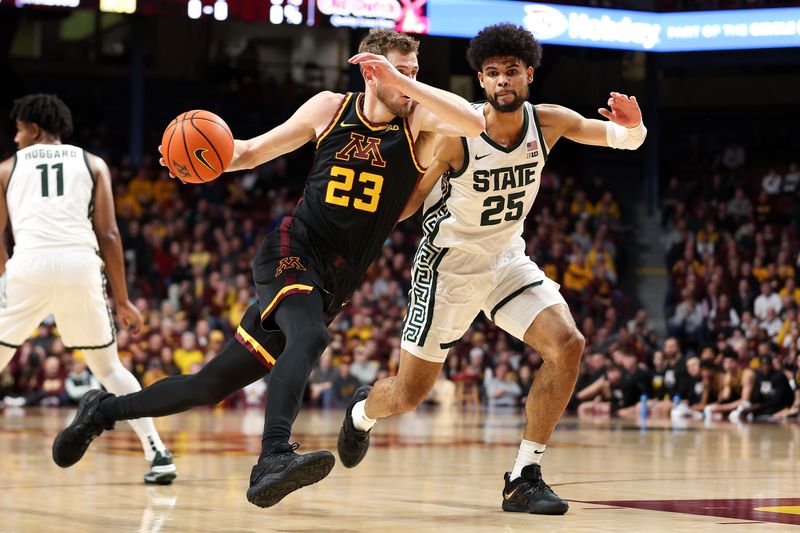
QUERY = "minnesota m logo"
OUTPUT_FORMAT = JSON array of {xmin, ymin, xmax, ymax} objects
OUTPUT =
[
  {"xmin": 335, "ymin": 132, "xmax": 386, "ymax": 168},
  {"xmin": 275, "ymin": 256, "xmax": 306, "ymax": 277}
]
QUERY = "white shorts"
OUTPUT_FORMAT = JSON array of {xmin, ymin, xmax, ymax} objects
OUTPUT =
[
  {"xmin": 0, "ymin": 251, "xmax": 115, "ymax": 349},
  {"xmin": 401, "ymin": 238, "xmax": 566, "ymax": 363}
]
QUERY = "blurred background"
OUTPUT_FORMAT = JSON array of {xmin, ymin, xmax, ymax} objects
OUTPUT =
[{"xmin": 1, "ymin": 0, "xmax": 799, "ymax": 420}]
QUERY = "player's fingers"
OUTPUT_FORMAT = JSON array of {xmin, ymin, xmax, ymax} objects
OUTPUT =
[
  {"xmin": 608, "ymin": 97, "xmax": 615, "ymax": 107},
  {"xmin": 158, "ymin": 144, "xmax": 163, "ymax": 155},
  {"xmin": 356, "ymin": 59, "xmax": 382, "ymax": 68},
  {"xmin": 630, "ymin": 95, "xmax": 637, "ymax": 103},
  {"xmin": 348, "ymin": 53, "xmax": 377, "ymax": 63},
  {"xmin": 598, "ymin": 108, "xmax": 613, "ymax": 119}
]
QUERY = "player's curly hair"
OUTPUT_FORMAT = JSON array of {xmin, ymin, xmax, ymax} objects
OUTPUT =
[
  {"xmin": 358, "ymin": 29, "xmax": 419, "ymax": 57},
  {"xmin": 10, "ymin": 93, "xmax": 73, "ymax": 138},
  {"xmin": 467, "ymin": 23, "xmax": 542, "ymax": 72}
]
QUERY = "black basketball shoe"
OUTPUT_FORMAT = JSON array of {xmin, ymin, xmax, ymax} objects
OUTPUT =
[
  {"xmin": 52, "ymin": 389, "xmax": 115, "ymax": 468},
  {"xmin": 337, "ymin": 385, "xmax": 372, "ymax": 468},
  {"xmin": 501, "ymin": 464, "xmax": 569, "ymax": 515},
  {"xmin": 246, "ymin": 442, "xmax": 335, "ymax": 508}
]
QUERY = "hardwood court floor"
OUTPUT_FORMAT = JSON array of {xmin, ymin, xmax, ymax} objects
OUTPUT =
[{"xmin": 2, "ymin": 405, "xmax": 799, "ymax": 532}]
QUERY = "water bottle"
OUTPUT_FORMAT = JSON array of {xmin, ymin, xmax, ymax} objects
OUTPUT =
[
  {"xmin": 639, "ymin": 394, "xmax": 648, "ymax": 419},
  {"xmin": 670, "ymin": 394, "xmax": 684, "ymax": 420}
]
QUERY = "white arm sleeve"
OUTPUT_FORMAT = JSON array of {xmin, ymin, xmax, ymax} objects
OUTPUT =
[{"xmin": 606, "ymin": 121, "xmax": 647, "ymax": 150}]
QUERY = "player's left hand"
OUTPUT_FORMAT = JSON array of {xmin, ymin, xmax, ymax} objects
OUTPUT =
[
  {"xmin": 117, "ymin": 299, "xmax": 143, "ymax": 334},
  {"xmin": 598, "ymin": 92, "xmax": 642, "ymax": 128},
  {"xmin": 157, "ymin": 144, "xmax": 186, "ymax": 183},
  {"xmin": 349, "ymin": 53, "xmax": 404, "ymax": 86}
]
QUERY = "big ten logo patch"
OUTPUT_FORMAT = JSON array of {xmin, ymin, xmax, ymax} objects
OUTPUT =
[{"xmin": 275, "ymin": 257, "xmax": 306, "ymax": 277}]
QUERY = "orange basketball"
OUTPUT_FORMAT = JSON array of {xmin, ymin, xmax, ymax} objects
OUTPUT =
[{"xmin": 161, "ymin": 110, "xmax": 234, "ymax": 184}]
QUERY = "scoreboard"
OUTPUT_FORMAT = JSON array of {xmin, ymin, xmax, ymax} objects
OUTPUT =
[{"xmin": 0, "ymin": 0, "xmax": 431, "ymax": 32}]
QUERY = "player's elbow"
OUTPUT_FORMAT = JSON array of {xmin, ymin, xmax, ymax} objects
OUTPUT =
[{"xmin": 95, "ymin": 228, "xmax": 120, "ymax": 245}]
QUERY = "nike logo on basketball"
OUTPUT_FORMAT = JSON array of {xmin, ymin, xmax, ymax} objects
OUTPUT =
[
  {"xmin": 475, "ymin": 153, "xmax": 490, "ymax": 160},
  {"xmin": 340, "ymin": 121, "xmax": 360, "ymax": 128},
  {"xmin": 194, "ymin": 148, "xmax": 216, "ymax": 172}
]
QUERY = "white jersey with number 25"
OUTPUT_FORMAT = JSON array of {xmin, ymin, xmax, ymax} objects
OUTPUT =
[{"xmin": 423, "ymin": 101, "xmax": 548, "ymax": 255}]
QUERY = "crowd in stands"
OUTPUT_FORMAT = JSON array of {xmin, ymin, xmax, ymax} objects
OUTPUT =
[
  {"xmin": 569, "ymin": 152, "xmax": 800, "ymax": 423},
  {"xmin": 0, "ymin": 130, "xmax": 636, "ymax": 413}
]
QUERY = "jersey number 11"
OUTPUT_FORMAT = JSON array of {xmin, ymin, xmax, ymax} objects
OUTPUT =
[{"xmin": 36, "ymin": 163, "xmax": 64, "ymax": 197}]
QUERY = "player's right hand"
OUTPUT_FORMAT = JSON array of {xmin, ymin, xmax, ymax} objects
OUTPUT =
[
  {"xmin": 348, "ymin": 53, "xmax": 406, "ymax": 86},
  {"xmin": 157, "ymin": 145, "xmax": 177, "ymax": 179},
  {"xmin": 117, "ymin": 299, "xmax": 143, "ymax": 334}
]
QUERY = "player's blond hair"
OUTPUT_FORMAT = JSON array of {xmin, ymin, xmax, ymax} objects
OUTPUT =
[{"xmin": 358, "ymin": 29, "xmax": 419, "ymax": 57}]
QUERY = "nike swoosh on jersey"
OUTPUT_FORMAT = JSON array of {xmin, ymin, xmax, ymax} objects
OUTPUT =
[
  {"xmin": 340, "ymin": 121, "xmax": 360, "ymax": 127},
  {"xmin": 194, "ymin": 148, "xmax": 217, "ymax": 172},
  {"xmin": 475, "ymin": 153, "xmax": 491, "ymax": 160}
]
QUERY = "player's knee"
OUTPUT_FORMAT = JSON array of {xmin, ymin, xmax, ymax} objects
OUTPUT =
[
  {"xmin": 304, "ymin": 322, "xmax": 330, "ymax": 357},
  {"xmin": 555, "ymin": 328, "xmax": 585, "ymax": 369},
  {"xmin": 193, "ymin": 375, "xmax": 229, "ymax": 405}
]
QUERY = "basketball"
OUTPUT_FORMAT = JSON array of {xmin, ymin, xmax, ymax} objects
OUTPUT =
[{"xmin": 160, "ymin": 110, "xmax": 234, "ymax": 184}]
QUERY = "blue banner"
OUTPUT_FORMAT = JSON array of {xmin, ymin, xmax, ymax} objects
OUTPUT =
[{"xmin": 428, "ymin": 1, "xmax": 800, "ymax": 52}]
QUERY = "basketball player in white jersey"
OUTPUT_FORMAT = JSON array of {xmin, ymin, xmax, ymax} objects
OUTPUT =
[
  {"xmin": 338, "ymin": 24, "xmax": 646, "ymax": 514},
  {"xmin": 0, "ymin": 94, "xmax": 176, "ymax": 484}
]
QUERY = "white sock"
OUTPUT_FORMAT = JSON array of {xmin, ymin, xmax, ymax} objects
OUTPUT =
[
  {"xmin": 83, "ymin": 344, "xmax": 167, "ymax": 462},
  {"xmin": 128, "ymin": 419, "xmax": 167, "ymax": 462},
  {"xmin": 351, "ymin": 399, "xmax": 376, "ymax": 432},
  {"xmin": 510, "ymin": 439, "xmax": 546, "ymax": 481}
]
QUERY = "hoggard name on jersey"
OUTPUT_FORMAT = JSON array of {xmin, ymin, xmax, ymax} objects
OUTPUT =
[{"xmin": 24, "ymin": 148, "xmax": 79, "ymax": 160}]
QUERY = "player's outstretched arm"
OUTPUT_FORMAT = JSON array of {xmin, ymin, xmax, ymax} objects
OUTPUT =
[
  {"xmin": 0, "ymin": 157, "xmax": 12, "ymax": 275},
  {"xmin": 227, "ymin": 91, "xmax": 344, "ymax": 172},
  {"xmin": 538, "ymin": 92, "xmax": 646, "ymax": 150},
  {"xmin": 349, "ymin": 52, "xmax": 485, "ymax": 137},
  {"xmin": 89, "ymin": 153, "xmax": 142, "ymax": 332},
  {"xmin": 399, "ymin": 135, "xmax": 464, "ymax": 221}
]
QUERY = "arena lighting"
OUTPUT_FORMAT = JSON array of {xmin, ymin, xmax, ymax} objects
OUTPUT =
[
  {"xmin": 427, "ymin": 1, "xmax": 800, "ymax": 52},
  {"xmin": 13, "ymin": 0, "xmax": 80, "ymax": 6},
  {"xmin": 100, "ymin": 0, "xmax": 135, "ymax": 14}
]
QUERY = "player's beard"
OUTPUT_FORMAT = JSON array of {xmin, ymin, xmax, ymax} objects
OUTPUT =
[
  {"xmin": 377, "ymin": 84, "xmax": 414, "ymax": 118},
  {"xmin": 486, "ymin": 85, "xmax": 528, "ymax": 113}
]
